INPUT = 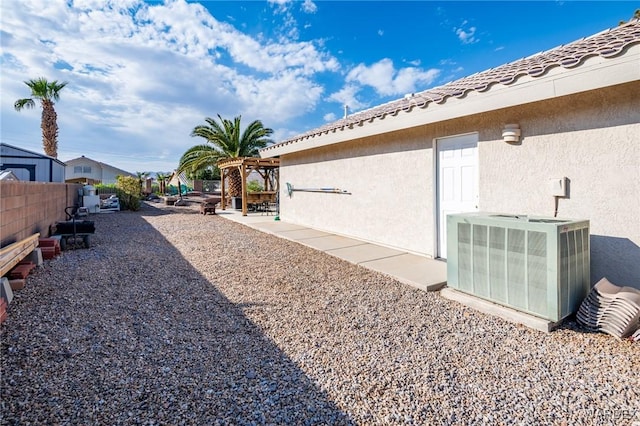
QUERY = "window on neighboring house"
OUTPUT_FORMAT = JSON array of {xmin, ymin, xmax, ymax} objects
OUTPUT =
[{"xmin": 74, "ymin": 165, "xmax": 92, "ymax": 174}]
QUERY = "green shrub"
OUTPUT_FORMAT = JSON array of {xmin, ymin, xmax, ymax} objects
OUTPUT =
[
  {"xmin": 116, "ymin": 176, "xmax": 142, "ymax": 211},
  {"xmin": 95, "ymin": 183, "xmax": 117, "ymax": 196},
  {"xmin": 247, "ymin": 180, "xmax": 263, "ymax": 192}
]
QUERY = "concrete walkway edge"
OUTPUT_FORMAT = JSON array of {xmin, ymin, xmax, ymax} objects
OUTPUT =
[{"xmin": 215, "ymin": 210, "xmax": 447, "ymax": 292}]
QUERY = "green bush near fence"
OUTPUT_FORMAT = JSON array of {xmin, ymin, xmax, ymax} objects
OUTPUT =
[
  {"xmin": 115, "ymin": 176, "xmax": 142, "ymax": 211},
  {"xmin": 94, "ymin": 181, "xmax": 141, "ymax": 211}
]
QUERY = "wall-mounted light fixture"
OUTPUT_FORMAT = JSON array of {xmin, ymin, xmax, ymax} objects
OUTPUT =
[{"xmin": 502, "ymin": 124, "xmax": 521, "ymax": 144}]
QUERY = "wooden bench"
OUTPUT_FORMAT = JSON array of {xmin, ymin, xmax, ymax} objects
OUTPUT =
[
  {"xmin": 0, "ymin": 234, "xmax": 40, "ymax": 278},
  {"xmin": 200, "ymin": 197, "xmax": 221, "ymax": 215}
]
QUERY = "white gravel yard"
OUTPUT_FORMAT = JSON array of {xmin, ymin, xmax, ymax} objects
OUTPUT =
[{"xmin": 1, "ymin": 201, "xmax": 639, "ymax": 425}]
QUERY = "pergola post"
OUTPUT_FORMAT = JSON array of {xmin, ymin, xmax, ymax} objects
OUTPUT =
[
  {"xmin": 240, "ymin": 163, "xmax": 248, "ymax": 216},
  {"xmin": 220, "ymin": 168, "xmax": 227, "ymax": 210}
]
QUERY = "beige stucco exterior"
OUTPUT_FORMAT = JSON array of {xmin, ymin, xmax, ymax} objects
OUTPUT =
[
  {"xmin": 476, "ymin": 82, "xmax": 640, "ymax": 286},
  {"xmin": 273, "ymin": 80, "xmax": 640, "ymax": 288},
  {"xmin": 280, "ymin": 127, "xmax": 436, "ymax": 255}
]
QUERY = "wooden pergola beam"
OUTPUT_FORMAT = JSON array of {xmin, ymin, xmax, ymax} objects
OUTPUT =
[
  {"xmin": 218, "ymin": 157, "xmax": 280, "ymax": 169},
  {"xmin": 217, "ymin": 157, "xmax": 280, "ymax": 216}
]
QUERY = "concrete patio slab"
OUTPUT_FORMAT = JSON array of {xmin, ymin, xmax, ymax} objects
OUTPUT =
[
  {"xmin": 276, "ymin": 228, "xmax": 333, "ymax": 241},
  {"xmin": 296, "ymin": 235, "xmax": 368, "ymax": 251},
  {"xmin": 327, "ymin": 244, "xmax": 405, "ymax": 264},
  {"xmin": 251, "ymin": 222, "xmax": 309, "ymax": 233},
  {"xmin": 361, "ymin": 254, "xmax": 447, "ymax": 292}
]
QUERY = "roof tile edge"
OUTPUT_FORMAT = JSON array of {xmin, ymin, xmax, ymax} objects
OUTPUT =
[{"xmin": 261, "ymin": 19, "xmax": 640, "ymax": 153}]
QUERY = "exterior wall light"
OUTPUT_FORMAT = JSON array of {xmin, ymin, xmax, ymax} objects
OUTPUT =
[{"xmin": 502, "ymin": 124, "xmax": 521, "ymax": 143}]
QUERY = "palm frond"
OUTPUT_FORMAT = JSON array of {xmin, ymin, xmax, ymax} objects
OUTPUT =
[
  {"xmin": 240, "ymin": 119, "xmax": 273, "ymax": 156},
  {"xmin": 185, "ymin": 114, "xmax": 274, "ymax": 174},
  {"xmin": 14, "ymin": 98, "xmax": 36, "ymax": 111},
  {"xmin": 178, "ymin": 144, "xmax": 222, "ymax": 173},
  {"xmin": 24, "ymin": 77, "xmax": 68, "ymax": 101}
]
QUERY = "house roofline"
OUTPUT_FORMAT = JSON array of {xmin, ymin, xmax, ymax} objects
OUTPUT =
[
  {"xmin": 0, "ymin": 142, "xmax": 67, "ymax": 166},
  {"xmin": 65, "ymin": 155, "xmax": 135, "ymax": 176},
  {"xmin": 260, "ymin": 19, "xmax": 640, "ymax": 158}
]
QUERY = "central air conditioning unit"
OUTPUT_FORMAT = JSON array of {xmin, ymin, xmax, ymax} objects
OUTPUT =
[{"xmin": 447, "ymin": 212, "xmax": 590, "ymax": 323}]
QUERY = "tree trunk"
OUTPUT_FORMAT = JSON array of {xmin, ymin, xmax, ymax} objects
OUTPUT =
[
  {"xmin": 41, "ymin": 100, "xmax": 58, "ymax": 158},
  {"xmin": 228, "ymin": 168, "xmax": 243, "ymax": 197}
]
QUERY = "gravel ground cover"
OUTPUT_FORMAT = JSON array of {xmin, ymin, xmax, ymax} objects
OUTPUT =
[{"xmin": 1, "ymin": 201, "xmax": 639, "ymax": 425}]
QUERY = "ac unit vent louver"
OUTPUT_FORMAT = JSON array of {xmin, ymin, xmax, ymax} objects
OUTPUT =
[{"xmin": 447, "ymin": 213, "xmax": 590, "ymax": 322}]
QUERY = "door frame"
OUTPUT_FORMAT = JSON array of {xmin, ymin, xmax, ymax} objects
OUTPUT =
[{"xmin": 433, "ymin": 132, "xmax": 479, "ymax": 259}]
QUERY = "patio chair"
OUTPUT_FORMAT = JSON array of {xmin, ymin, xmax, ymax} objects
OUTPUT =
[{"xmin": 200, "ymin": 197, "xmax": 221, "ymax": 215}]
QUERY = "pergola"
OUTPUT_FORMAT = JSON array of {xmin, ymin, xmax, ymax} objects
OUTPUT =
[{"xmin": 217, "ymin": 157, "xmax": 280, "ymax": 216}]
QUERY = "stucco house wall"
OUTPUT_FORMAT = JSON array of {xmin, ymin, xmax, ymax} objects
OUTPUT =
[
  {"xmin": 278, "ymin": 80, "xmax": 639, "ymax": 285},
  {"xmin": 477, "ymin": 82, "xmax": 640, "ymax": 286},
  {"xmin": 64, "ymin": 155, "xmax": 134, "ymax": 184},
  {"xmin": 281, "ymin": 127, "xmax": 435, "ymax": 255},
  {"xmin": 263, "ymin": 21, "xmax": 640, "ymax": 289}
]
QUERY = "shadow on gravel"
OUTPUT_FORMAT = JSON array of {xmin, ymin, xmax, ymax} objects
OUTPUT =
[{"xmin": 0, "ymin": 203, "xmax": 354, "ymax": 425}]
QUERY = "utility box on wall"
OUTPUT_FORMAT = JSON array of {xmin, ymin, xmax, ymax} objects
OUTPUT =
[
  {"xmin": 549, "ymin": 177, "xmax": 568, "ymax": 197},
  {"xmin": 447, "ymin": 212, "xmax": 590, "ymax": 323}
]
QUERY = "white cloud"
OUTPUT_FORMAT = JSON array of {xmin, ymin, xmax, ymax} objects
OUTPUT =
[
  {"xmin": 439, "ymin": 59, "xmax": 457, "ymax": 66},
  {"xmin": 345, "ymin": 58, "xmax": 440, "ymax": 97},
  {"xmin": 301, "ymin": 0, "xmax": 317, "ymax": 14},
  {"xmin": 323, "ymin": 112, "xmax": 337, "ymax": 122},
  {"xmin": 327, "ymin": 85, "xmax": 367, "ymax": 112},
  {"xmin": 455, "ymin": 20, "xmax": 478, "ymax": 44},
  {"xmin": 268, "ymin": 0, "xmax": 291, "ymax": 7},
  {"xmin": 0, "ymin": 0, "xmax": 339, "ymax": 172},
  {"xmin": 266, "ymin": 0, "xmax": 302, "ymax": 40}
]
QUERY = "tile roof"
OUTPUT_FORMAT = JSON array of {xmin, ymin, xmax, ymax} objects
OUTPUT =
[{"xmin": 262, "ymin": 19, "xmax": 640, "ymax": 153}]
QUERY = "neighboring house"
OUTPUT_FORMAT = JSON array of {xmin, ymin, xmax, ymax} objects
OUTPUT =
[
  {"xmin": 64, "ymin": 155, "xmax": 135, "ymax": 185},
  {"xmin": 261, "ymin": 21, "xmax": 640, "ymax": 289},
  {"xmin": 0, "ymin": 143, "xmax": 66, "ymax": 182}
]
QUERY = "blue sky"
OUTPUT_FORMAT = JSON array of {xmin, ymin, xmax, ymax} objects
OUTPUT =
[{"xmin": 1, "ymin": 0, "xmax": 635, "ymax": 174}]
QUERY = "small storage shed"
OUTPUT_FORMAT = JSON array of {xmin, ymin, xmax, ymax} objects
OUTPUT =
[{"xmin": 0, "ymin": 143, "xmax": 66, "ymax": 182}]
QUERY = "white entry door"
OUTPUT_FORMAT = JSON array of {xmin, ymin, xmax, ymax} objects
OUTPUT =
[{"xmin": 436, "ymin": 133, "xmax": 479, "ymax": 259}]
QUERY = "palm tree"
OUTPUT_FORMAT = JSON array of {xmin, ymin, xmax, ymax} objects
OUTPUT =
[
  {"xmin": 178, "ymin": 114, "xmax": 273, "ymax": 197},
  {"xmin": 136, "ymin": 171, "xmax": 150, "ymax": 196},
  {"xmin": 155, "ymin": 172, "xmax": 170, "ymax": 195},
  {"xmin": 14, "ymin": 77, "xmax": 68, "ymax": 158}
]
